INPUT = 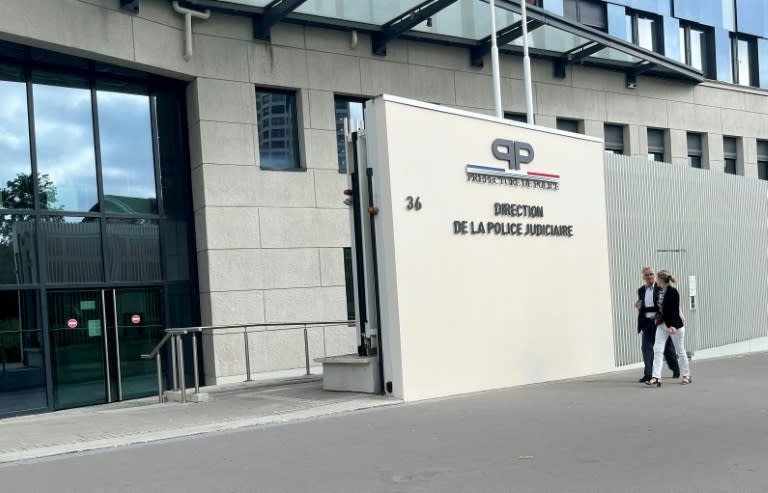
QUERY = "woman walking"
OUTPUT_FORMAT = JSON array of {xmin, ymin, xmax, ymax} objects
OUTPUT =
[{"xmin": 646, "ymin": 270, "xmax": 691, "ymax": 387}]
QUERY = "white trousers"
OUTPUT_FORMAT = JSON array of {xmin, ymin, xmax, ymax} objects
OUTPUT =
[{"xmin": 652, "ymin": 324, "xmax": 690, "ymax": 379}]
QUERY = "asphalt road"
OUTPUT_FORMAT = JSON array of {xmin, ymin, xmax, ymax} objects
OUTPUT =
[{"xmin": 3, "ymin": 352, "xmax": 767, "ymax": 493}]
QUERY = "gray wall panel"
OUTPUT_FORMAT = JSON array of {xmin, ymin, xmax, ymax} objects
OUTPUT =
[{"xmin": 605, "ymin": 155, "xmax": 768, "ymax": 366}]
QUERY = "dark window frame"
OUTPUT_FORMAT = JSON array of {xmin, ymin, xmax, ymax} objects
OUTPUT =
[
  {"xmin": 757, "ymin": 140, "xmax": 768, "ymax": 181},
  {"xmin": 647, "ymin": 127, "xmax": 665, "ymax": 162},
  {"xmin": 625, "ymin": 9, "xmax": 663, "ymax": 54},
  {"xmin": 255, "ymin": 88, "xmax": 302, "ymax": 171},
  {"xmin": 731, "ymin": 34, "xmax": 758, "ymax": 87},
  {"xmin": 563, "ymin": 0, "xmax": 607, "ymax": 31},
  {"xmin": 556, "ymin": 118, "xmax": 582, "ymax": 134},
  {"xmin": 687, "ymin": 132, "xmax": 703, "ymax": 169},
  {"xmin": 603, "ymin": 123, "xmax": 625, "ymax": 155},
  {"xmin": 334, "ymin": 95, "xmax": 367, "ymax": 174},
  {"xmin": 723, "ymin": 136, "xmax": 738, "ymax": 175},
  {"xmin": 679, "ymin": 21, "xmax": 715, "ymax": 78},
  {"xmin": 504, "ymin": 112, "xmax": 528, "ymax": 123}
]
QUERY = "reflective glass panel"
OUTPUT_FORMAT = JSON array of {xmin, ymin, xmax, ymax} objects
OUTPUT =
[
  {"xmin": 97, "ymin": 91, "xmax": 157, "ymax": 214},
  {"xmin": 40, "ymin": 216, "xmax": 103, "ymax": 283},
  {"xmin": 626, "ymin": 15, "xmax": 632, "ymax": 44},
  {"xmin": 0, "ymin": 215, "xmax": 37, "ymax": 285},
  {"xmin": 33, "ymin": 84, "xmax": 98, "ymax": 212},
  {"xmin": 105, "ymin": 218, "xmax": 161, "ymax": 282},
  {"xmin": 758, "ymin": 162, "xmax": 768, "ymax": 181},
  {"xmin": 636, "ymin": 17, "xmax": 656, "ymax": 52},
  {"xmin": 48, "ymin": 289, "xmax": 107, "ymax": 409},
  {"xmin": 679, "ymin": 27, "xmax": 686, "ymax": 64},
  {"xmin": 411, "ymin": 1, "xmax": 518, "ymax": 40},
  {"xmin": 335, "ymin": 98, "xmax": 364, "ymax": 173},
  {"xmin": 589, "ymin": 46, "xmax": 640, "ymax": 64},
  {"xmin": 0, "ymin": 290, "xmax": 46, "ymax": 415},
  {"xmin": 115, "ymin": 287, "xmax": 164, "ymax": 400},
  {"xmin": 0, "ymin": 80, "xmax": 33, "ymax": 210},
  {"xmin": 256, "ymin": 90, "xmax": 300, "ymax": 170},
  {"xmin": 556, "ymin": 118, "xmax": 580, "ymax": 133},
  {"xmin": 736, "ymin": 39, "xmax": 751, "ymax": 86},
  {"xmin": 509, "ymin": 24, "xmax": 591, "ymax": 53},
  {"xmin": 724, "ymin": 158, "xmax": 736, "ymax": 174},
  {"xmin": 758, "ymin": 141, "xmax": 768, "ymax": 162},
  {"xmin": 690, "ymin": 28, "xmax": 704, "ymax": 72},
  {"xmin": 295, "ymin": 0, "xmax": 425, "ymax": 25},
  {"xmin": 688, "ymin": 156, "xmax": 701, "ymax": 168}
]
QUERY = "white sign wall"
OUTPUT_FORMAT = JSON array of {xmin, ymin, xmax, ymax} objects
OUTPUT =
[{"xmin": 365, "ymin": 95, "xmax": 615, "ymax": 401}]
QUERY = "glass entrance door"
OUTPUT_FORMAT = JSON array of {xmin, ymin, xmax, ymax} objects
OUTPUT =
[{"xmin": 47, "ymin": 287, "xmax": 163, "ymax": 410}]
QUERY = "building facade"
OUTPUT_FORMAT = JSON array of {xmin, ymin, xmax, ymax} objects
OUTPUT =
[{"xmin": 0, "ymin": 0, "xmax": 766, "ymax": 416}]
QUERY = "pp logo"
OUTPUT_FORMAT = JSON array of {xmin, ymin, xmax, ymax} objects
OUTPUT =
[{"xmin": 491, "ymin": 138, "xmax": 534, "ymax": 170}]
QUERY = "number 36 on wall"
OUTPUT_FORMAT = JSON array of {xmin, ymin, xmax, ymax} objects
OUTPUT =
[{"xmin": 405, "ymin": 196, "xmax": 422, "ymax": 211}]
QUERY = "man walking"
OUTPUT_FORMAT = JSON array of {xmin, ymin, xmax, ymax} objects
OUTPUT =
[{"xmin": 635, "ymin": 267, "xmax": 680, "ymax": 382}]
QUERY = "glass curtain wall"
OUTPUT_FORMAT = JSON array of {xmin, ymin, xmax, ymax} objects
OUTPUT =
[{"xmin": 0, "ymin": 41, "xmax": 198, "ymax": 416}]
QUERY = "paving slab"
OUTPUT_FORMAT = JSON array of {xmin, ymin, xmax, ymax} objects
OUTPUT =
[{"xmin": 0, "ymin": 377, "xmax": 398, "ymax": 464}]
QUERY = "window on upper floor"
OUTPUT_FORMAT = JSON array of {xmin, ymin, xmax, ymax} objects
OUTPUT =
[
  {"xmin": 687, "ymin": 132, "xmax": 703, "ymax": 169},
  {"xmin": 334, "ymin": 96, "xmax": 366, "ymax": 174},
  {"xmin": 504, "ymin": 112, "xmax": 528, "ymax": 123},
  {"xmin": 625, "ymin": 10, "xmax": 662, "ymax": 53},
  {"xmin": 647, "ymin": 128, "xmax": 666, "ymax": 162},
  {"xmin": 757, "ymin": 140, "xmax": 768, "ymax": 181},
  {"xmin": 556, "ymin": 118, "xmax": 582, "ymax": 134},
  {"xmin": 723, "ymin": 136, "xmax": 738, "ymax": 175},
  {"xmin": 604, "ymin": 124, "xmax": 625, "ymax": 155},
  {"xmin": 732, "ymin": 35, "xmax": 758, "ymax": 87},
  {"xmin": 679, "ymin": 22, "xmax": 714, "ymax": 77},
  {"xmin": 563, "ymin": 0, "xmax": 607, "ymax": 31},
  {"xmin": 256, "ymin": 89, "xmax": 301, "ymax": 170}
]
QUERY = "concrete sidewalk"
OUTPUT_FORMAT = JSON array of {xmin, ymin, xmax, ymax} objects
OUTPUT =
[{"xmin": 0, "ymin": 377, "xmax": 398, "ymax": 464}]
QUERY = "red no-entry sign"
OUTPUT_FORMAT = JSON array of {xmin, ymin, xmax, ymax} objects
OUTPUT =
[
  {"xmin": 67, "ymin": 319, "xmax": 78, "ymax": 329},
  {"xmin": 131, "ymin": 314, "xmax": 141, "ymax": 324}
]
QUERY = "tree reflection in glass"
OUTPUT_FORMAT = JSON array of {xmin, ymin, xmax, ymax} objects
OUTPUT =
[{"xmin": 0, "ymin": 173, "xmax": 64, "ymax": 285}]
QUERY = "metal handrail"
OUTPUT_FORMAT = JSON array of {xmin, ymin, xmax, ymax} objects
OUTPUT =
[
  {"xmin": 141, "ymin": 320, "xmax": 356, "ymax": 404},
  {"xmin": 141, "ymin": 332, "xmax": 173, "ymax": 359},
  {"xmin": 168, "ymin": 320, "xmax": 355, "ymax": 333}
]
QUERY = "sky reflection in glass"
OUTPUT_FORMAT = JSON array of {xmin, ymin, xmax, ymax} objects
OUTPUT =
[
  {"xmin": 97, "ymin": 91, "xmax": 157, "ymax": 214},
  {"xmin": 0, "ymin": 81, "xmax": 32, "ymax": 210},
  {"xmin": 33, "ymin": 84, "xmax": 98, "ymax": 212}
]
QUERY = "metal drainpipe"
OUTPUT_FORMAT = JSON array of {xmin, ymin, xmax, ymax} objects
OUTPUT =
[{"xmin": 171, "ymin": 1, "xmax": 211, "ymax": 61}]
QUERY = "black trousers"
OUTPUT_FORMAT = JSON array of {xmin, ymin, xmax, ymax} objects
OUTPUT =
[{"xmin": 640, "ymin": 317, "xmax": 679, "ymax": 377}]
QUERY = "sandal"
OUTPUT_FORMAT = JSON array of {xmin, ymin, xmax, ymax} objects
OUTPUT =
[
  {"xmin": 645, "ymin": 378, "xmax": 661, "ymax": 387},
  {"xmin": 681, "ymin": 376, "xmax": 692, "ymax": 385}
]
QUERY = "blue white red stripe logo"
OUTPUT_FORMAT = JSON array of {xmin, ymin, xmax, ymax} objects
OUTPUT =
[{"xmin": 466, "ymin": 164, "xmax": 560, "ymax": 183}]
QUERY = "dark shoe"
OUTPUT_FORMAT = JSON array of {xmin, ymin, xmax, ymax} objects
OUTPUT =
[
  {"xmin": 638, "ymin": 375, "xmax": 651, "ymax": 383},
  {"xmin": 672, "ymin": 371, "xmax": 680, "ymax": 379},
  {"xmin": 645, "ymin": 378, "xmax": 662, "ymax": 387}
]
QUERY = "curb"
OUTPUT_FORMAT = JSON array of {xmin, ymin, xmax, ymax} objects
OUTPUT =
[{"xmin": 0, "ymin": 398, "xmax": 399, "ymax": 465}]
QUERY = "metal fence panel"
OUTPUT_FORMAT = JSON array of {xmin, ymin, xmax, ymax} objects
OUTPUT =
[{"xmin": 604, "ymin": 155, "xmax": 768, "ymax": 366}]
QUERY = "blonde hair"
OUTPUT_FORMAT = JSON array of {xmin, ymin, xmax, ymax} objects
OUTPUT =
[{"xmin": 657, "ymin": 270, "xmax": 677, "ymax": 284}]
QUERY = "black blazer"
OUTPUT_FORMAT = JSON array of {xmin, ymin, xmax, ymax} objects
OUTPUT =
[
  {"xmin": 636, "ymin": 284, "xmax": 661, "ymax": 332},
  {"xmin": 659, "ymin": 286, "xmax": 684, "ymax": 329}
]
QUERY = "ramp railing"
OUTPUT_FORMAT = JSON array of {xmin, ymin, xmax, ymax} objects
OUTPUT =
[{"xmin": 141, "ymin": 321, "xmax": 356, "ymax": 404}]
